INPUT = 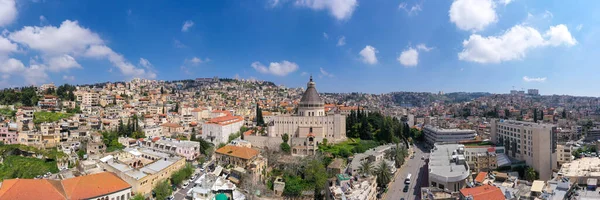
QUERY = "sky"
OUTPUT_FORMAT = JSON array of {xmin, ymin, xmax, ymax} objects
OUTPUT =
[{"xmin": 0, "ymin": 0, "xmax": 598, "ymax": 96}]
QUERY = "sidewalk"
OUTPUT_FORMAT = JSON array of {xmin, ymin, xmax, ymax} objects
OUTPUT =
[{"xmin": 381, "ymin": 146, "xmax": 413, "ymax": 199}]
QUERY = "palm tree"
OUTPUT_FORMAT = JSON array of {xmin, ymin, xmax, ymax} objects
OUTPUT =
[
  {"xmin": 358, "ymin": 161, "xmax": 373, "ymax": 177},
  {"xmin": 525, "ymin": 167, "xmax": 537, "ymax": 182},
  {"xmin": 394, "ymin": 144, "xmax": 406, "ymax": 168},
  {"xmin": 375, "ymin": 161, "xmax": 393, "ymax": 188}
]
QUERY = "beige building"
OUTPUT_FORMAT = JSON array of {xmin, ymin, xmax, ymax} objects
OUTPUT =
[
  {"xmin": 490, "ymin": 119, "xmax": 557, "ymax": 180},
  {"xmin": 261, "ymin": 77, "xmax": 346, "ymax": 156},
  {"xmin": 556, "ymin": 143, "xmax": 574, "ymax": 168},
  {"xmin": 99, "ymin": 148, "xmax": 186, "ymax": 195},
  {"xmin": 464, "ymin": 146, "xmax": 508, "ymax": 172}
]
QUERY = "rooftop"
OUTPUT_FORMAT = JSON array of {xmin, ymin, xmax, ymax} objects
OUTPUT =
[
  {"xmin": 215, "ymin": 145, "xmax": 259, "ymax": 160},
  {"xmin": 459, "ymin": 185, "xmax": 504, "ymax": 200},
  {"xmin": 428, "ymin": 143, "xmax": 469, "ymax": 182},
  {"xmin": 558, "ymin": 157, "xmax": 600, "ymax": 177}
]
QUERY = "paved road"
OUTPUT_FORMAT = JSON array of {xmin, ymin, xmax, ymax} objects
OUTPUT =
[
  {"xmin": 174, "ymin": 169, "xmax": 203, "ymax": 200},
  {"xmin": 385, "ymin": 143, "xmax": 430, "ymax": 200}
]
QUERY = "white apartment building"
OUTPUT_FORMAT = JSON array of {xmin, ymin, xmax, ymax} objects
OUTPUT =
[
  {"xmin": 490, "ymin": 119, "xmax": 557, "ymax": 180},
  {"xmin": 428, "ymin": 143, "xmax": 470, "ymax": 192},
  {"xmin": 556, "ymin": 143, "xmax": 574, "ymax": 168},
  {"xmin": 423, "ymin": 125, "xmax": 477, "ymax": 145},
  {"xmin": 201, "ymin": 115, "xmax": 244, "ymax": 145},
  {"xmin": 78, "ymin": 92, "xmax": 99, "ymax": 107},
  {"xmin": 140, "ymin": 137, "xmax": 201, "ymax": 160},
  {"xmin": 143, "ymin": 126, "xmax": 162, "ymax": 138}
]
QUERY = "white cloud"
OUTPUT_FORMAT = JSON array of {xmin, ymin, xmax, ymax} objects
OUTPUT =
[
  {"xmin": 39, "ymin": 15, "xmax": 47, "ymax": 24},
  {"xmin": 398, "ymin": 47, "xmax": 419, "ymax": 67},
  {"xmin": 173, "ymin": 39, "xmax": 186, "ymax": 48},
  {"xmin": 337, "ymin": 36, "xmax": 346, "ymax": 46},
  {"xmin": 9, "ymin": 20, "xmax": 103, "ymax": 55},
  {"xmin": 576, "ymin": 24, "xmax": 583, "ymax": 31},
  {"xmin": 268, "ymin": 0, "xmax": 281, "ymax": 7},
  {"xmin": 523, "ymin": 76, "xmax": 546, "ymax": 82},
  {"xmin": 300, "ymin": 72, "xmax": 308, "ymax": 76},
  {"xmin": 416, "ymin": 44, "xmax": 433, "ymax": 52},
  {"xmin": 449, "ymin": 0, "xmax": 497, "ymax": 32},
  {"xmin": 84, "ymin": 45, "xmax": 156, "ymax": 79},
  {"xmin": 8, "ymin": 20, "xmax": 155, "ymax": 79},
  {"xmin": 319, "ymin": 67, "xmax": 334, "ymax": 78},
  {"xmin": 543, "ymin": 10, "xmax": 553, "ymax": 19},
  {"xmin": 359, "ymin": 45, "xmax": 378, "ymax": 65},
  {"xmin": 47, "ymin": 54, "xmax": 81, "ymax": 71},
  {"xmin": 0, "ymin": 0, "xmax": 17, "ymax": 27},
  {"xmin": 544, "ymin": 24, "xmax": 577, "ymax": 46},
  {"xmin": 398, "ymin": 3, "xmax": 422, "ymax": 15},
  {"xmin": 458, "ymin": 24, "xmax": 576, "ymax": 63},
  {"xmin": 0, "ymin": 58, "xmax": 25, "ymax": 74},
  {"xmin": 323, "ymin": 32, "xmax": 328, "ymax": 39},
  {"xmin": 23, "ymin": 64, "xmax": 48, "ymax": 85},
  {"xmin": 181, "ymin": 20, "xmax": 194, "ymax": 32},
  {"xmin": 295, "ymin": 0, "xmax": 358, "ymax": 21},
  {"xmin": 186, "ymin": 57, "xmax": 209, "ymax": 65},
  {"xmin": 251, "ymin": 60, "xmax": 299, "ymax": 76},
  {"xmin": 498, "ymin": 0, "xmax": 513, "ymax": 5},
  {"xmin": 0, "ymin": 35, "xmax": 18, "ymax": 58},
  {"xmin": 62, "ymin": 75, "xmax": 75, "ymax": 81}
]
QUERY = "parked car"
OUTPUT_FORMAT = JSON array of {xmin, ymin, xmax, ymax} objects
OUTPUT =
[
  {"xmin": 403, "ymin": 185, "xmax": 409, "ymax": 192},
  {"xmin": 183, "ymin": 181, "xmax": 189, "ymax": 187}
]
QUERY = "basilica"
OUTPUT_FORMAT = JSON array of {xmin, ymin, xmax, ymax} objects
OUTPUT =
[{"xmin": 260, "ymin": 76, "xmax": 347, "ymax": 156}]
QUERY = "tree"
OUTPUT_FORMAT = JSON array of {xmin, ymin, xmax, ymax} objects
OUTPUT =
[
  {"xmin": 256, "ymin": 103, "xmax": 265, "ymax": 126},
  {"xmin": 304, "ymin": 159, "xmax": 328, "ymax": 200},
  {"xmin": 358, "ymin": 161, "xmax": 373, "ymax": 177},
  {"xmin": 525, "ymin": 167, "xmax": 538, "ymax": 182},
  {"xmin": 153, "ymin": 180, "xmax": 172, "ymax": 200},
  {"xmin": 562, "ymin": 109, "xmax": 567, "ymax": 119},
  {"xmin": 533, "ymin": 108, "xmax": 538, "ymax": 123},
  {"xmin": 504, "ymin": 109, "xmax": 510, "ymax": 119},
  {"xmin": 280, "ymin": 142, "xmax": 291, "ymax": 153},
  {"xmin": 190, "ymin": 127, "xmax": 197, "ymax": 140},
  {"xmin": 160, "ymin": 87, "xmax": 164, "ymax": 94},
  {"xmin": 132, "ymin": 193, "xmax": 145, "ymax": 200},
  {"xmin": 374, "ymin": 161, "xmax": 392, "ymax": 188},
  {"xmin": 282, "ymin": 133, "xmax": 289, "ymax": 143}
]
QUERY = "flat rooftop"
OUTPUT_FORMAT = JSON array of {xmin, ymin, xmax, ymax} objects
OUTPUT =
[
  {"xmin": 429, "ymin": 144, "xmax": 469, "ymax": 181},
  {"xmin": 424, "ymin": 125, "xmax": 476, "ymax": 133},
  {"xmin": 558, "ymin": 157, "xmax": 600, "ymax": 177}
]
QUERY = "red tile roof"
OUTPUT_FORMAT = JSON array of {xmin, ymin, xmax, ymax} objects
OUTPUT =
[
  {"xmin": 460, "ymin": 185, "xmax": 504, "ymax": 200},
  {"xmin": 161, "ymin": 122, "xmax": 182, "ymax": 128},
  {"xmin": 474, "ymin": 172, "xmax": 487, "ymax": 183},
  {"xmin": 215, "ymin": 145, "xmax": 259, "ymax": 160},
  {"xmin": 207, "ymin": 115, "xmax": 243, "ymax": 126},
  {"xmin": 0, "ymin": 172, "xmax": 130, "ymax": 200}
]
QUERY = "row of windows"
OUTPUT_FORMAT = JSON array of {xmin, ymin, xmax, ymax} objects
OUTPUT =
[{"xmin": 274, "ymin": 120, "xmax": 334, "ymax": 125}]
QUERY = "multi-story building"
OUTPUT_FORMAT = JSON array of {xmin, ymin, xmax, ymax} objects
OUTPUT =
[
  {"xmin": 215, "ymin": 145, "xmax": 259, "ymax": 168},
  {"xmin": 423, "ymin": 125, "xmax": 477, "ymax": 145},
  {"xmin": 0, "ymin": 125, "xmax": 18, "ymax": 144},
  {"xmin": 160, "ymin": 122, "xmax": 184, "ymax": 136},
  {"xmin": 99, "ymin": 148, "xmax": 186, "ymax": 195},
  {"xmin": 428, "ymin": 143, "xmax": 469, "ymax": 192},
  {"xmin": 0, "ymin": 172, "xmax": 132, "ymax": 200},
  {"xmin": 556, "ymin": 143, "xmax": 574, "ymax": 168},
  {"xmin": 140, "ymin": 137, "xmax": 200, "ymax": 160},
  {"xmin": 79, "ymin": 92, "xmax": 99, "ymax": 107},
  {"xmin": 490, "ymin": 119, "xmax": 557, "ymax": 180},
  {"xmin": 142, "ymin": 125, "xmax": 162, "ymax": 138},
  {"xmin": 528, "ymin": 89, "xmax": 539, "ymax": 95},
  {"xmin": 347, "ymin": 144, "xmax": 397, "ymax": 176},
  {"xmin": 201, "ymin": 115, "xmax": 244, "ymax": 145},
  {"xmin": 464, "ymin": 146, "xmax": 509, "ymax": 172}
]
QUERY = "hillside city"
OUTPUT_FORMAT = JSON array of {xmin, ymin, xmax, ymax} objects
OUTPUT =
[{"xmin": 0, "ymin": 77, "xmax": 597, "ymax": 200}]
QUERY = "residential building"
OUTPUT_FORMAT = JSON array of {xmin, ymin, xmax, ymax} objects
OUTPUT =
[
  {"xmin": 528, "ymin": 89, "xmax": 539, "ymax": 95},
  {"xmin": 140, "ymin": 137, "xmax": 200, "ymax": 160},
  {"xmin": 0, "ymin": 172, "xmax": 132, "ymax": 200},
  {"xmin": 428, "ymin": 143, "xmax": 469, "ymax": 192},
  {"xmin": 215, "ymin": 145, "xmax": 259, "ymax": 168},
  {"xmin": 558, "ymin": 157, "xmax": 600, "ymax": 185},
  {"xmin": 142, "ymin": 125, "xmax": 162, "ymax": 138},
  {"xmin": 584, "ymin": 128, "xmax": 600, "ymax": 142},
  {"xmin": 459, "ymin": 185, "xmax": 505, "ymax": 200},
  {"xmin": 329, "ymin": 174, "xmax": 377, "ymax": 200},
  {"xmin": 423, "ymin": 125, "xmax": 477, "ymax": 145},
  {"xmin": 0, "ymin": 125, "xmax": 18, "ymax": 144},
  {"xmin": 556, "ymin": 143, "xmax": 574, "ymax": 168},
  {"xmin": 490, "ymin": 119, "xmax": 557, "ymax": 180},
  {"xmin": 99, "ymin": 148, "xmax": 186, "ymax": 195},
  {"xmin": 201, "ymin": 115, "xmax": 244, "ymax": 145},
  {"xmin": 463, "ymin": 146, "xmax": 510, "ymax": 172}
]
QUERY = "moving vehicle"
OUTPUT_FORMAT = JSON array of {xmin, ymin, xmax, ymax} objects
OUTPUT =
[{"xmin": 404, "ymin": 173, "xmax": 412, "ymax": 184}]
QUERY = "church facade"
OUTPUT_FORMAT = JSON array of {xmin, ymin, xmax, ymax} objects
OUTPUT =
[{"xmin": 259, "ymin": 77, "xmax": 347, "ymax": 156}]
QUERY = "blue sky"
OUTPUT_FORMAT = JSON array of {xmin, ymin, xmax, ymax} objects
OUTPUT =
[{"xmin": 0, "ymin": 0, "xmax": 598, "ymax": 96}]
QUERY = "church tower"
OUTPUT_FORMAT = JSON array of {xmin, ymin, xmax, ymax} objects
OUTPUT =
[{"xmin": 297, "ymin": 76, "xmax": 325, "ymax": 117}]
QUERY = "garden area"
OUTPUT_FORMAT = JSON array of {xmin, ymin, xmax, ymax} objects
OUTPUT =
[
  {"xmin": 0, "ymin": 144, "xmax": 66, "ymax": 181},
  {"xmin": 33, "ymin": 111, "xmax": 74, "ymax": 124},
  {"xmin": 318, "ymin": 138, "xmax": 379, "ymax": 158}
]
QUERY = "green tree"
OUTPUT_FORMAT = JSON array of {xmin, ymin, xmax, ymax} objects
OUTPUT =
[
  {"xmin": 374, "ymin": 161, "xmax": 392, "ymax": 188},
  {"xmin": 358, "ymin": 161, "xmax": 373, "ymax": 177},
  {"xmin": 525, "ymin": 167, "xmax": 538, "ymax": 182},
  {"xmin": 153, "ymin": 180, "xmax": 172, "ymax": 200},
  {"xmin": 77, "ymin": 149, "xmax": 86, "ymax": 160},
  {"xmin": 282, "ymin": 133, "xmax": 289, "ymax": 143},
  {"xmin": 304, "ymin": 159, "xmax": 328, "ymax": 200},
  {"xmin": 256, "ymin": 103, "xmax": 265, "ymax": 126},
  {"xmin": 280, "ymin": 142, "xmax": 291, "ymax": 153},
  {"xmin": 533, "ymin": 108, "xmax": 538, "ymax": 123},
  {"xmin": 132, "ymin": 193, "xmax": 145, "ymax": 200},
  {"xmin": 562, "ymin": 109, "xmax": 567, "ymax": 119}
]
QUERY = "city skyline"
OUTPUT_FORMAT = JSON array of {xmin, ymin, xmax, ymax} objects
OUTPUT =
[{"xmin": 0, "ymin": 0, "xmax": 597, "ymax": 96}]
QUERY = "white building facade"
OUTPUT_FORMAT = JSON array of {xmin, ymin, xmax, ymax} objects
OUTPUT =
[
  {"xmin": 423, "ymin": 125, "xmax": 477, "ymax": 145},
  {"xmin": 201, "ymin": 115, "xmax": 244, "ymax": 145}
]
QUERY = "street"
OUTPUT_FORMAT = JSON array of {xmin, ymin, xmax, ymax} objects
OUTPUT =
[
  {"xmin": 173, "ymin": 168, "xmax": 203, "ymax": 200},
  {"xmin": 385, "ymin": 143, "xmax": 429, "ymax": 200}
]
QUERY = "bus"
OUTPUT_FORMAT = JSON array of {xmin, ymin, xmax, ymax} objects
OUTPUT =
[{"xmin": 405, "ymin": 173, "xmax": 412, "ymax": 184}]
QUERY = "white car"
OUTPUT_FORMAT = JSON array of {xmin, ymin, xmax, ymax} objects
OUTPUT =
[{"xmin": 183, "ymin": 181, "xmax": 189, "ymax": 187}]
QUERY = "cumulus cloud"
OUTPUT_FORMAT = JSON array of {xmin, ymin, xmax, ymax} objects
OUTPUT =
[
  {"xmin": 398, "ymin": 47, "xmax": 418, "ymax": 67},
  {"xmin": 0, "ymin": 58, "xmax": 25, "ymax": 74},
  {"xmin": 319, "ymin": 67, "xmax": 334, "ymax": 78},
  {"xmin": 24, "ymin": 64, "xmax": 48, "ymax": 85},
  {"xmin": 181, "ymin": 20, "xmax": 194, "ymax": 32},
  {"xmin": 523, "ymin": 76, "xmax": 546, "ymax": 82},
  {"xmin": 8, "ymin": 20, "xmax": 155, "ymax": 79},
  {"xmin": 359, "ymin": 45, "xmax": 378, "ymax": 65},
  {"xmin": 416, "ymin": 44, "xmax": 433, "ymax": 52},
  {"xmin": 47, "ymin": 54, "xmax": 81, "ymax": 72},
  {"xmin": 398, "ymin": 3, "xmax": 422, "ymax": 15},
  {"xmin": 0, "ymin": 35, "xmax": 18, "ymax": 58},
  {"xmin": 295, "ymin": 0, "xmax": 358, "ymax": 21},
  {"xmin": 458, "ymin": 24, "xmax": 577, "ymax": 63},
  {"xmin": 62, "ymin": 75, "xmax": 75, "ymax": 81},
  {"xmin": 449, "ymin": 0, "xmax": 497, "ymax": 32},
  {"xmin": 251, "ymin": 60, "xmax": 299, "ymax": 76},
  {"xmin": 186, "ymin": 57, "xmax": 209, "ymax": 65},
  {"xmin": 139, "ymin": 58, "xmax": 152, "ymax": 69},
  {"xmin": 0, "ymin": 0, "xmax": 17, "ymax": 27},
  {"xmin": 323, "ymin": 32, "xmax": 328, "ymax": 39},
  {"xmin": 337, "ymin": 36, "xmax": 346, "ymax": 46}
]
